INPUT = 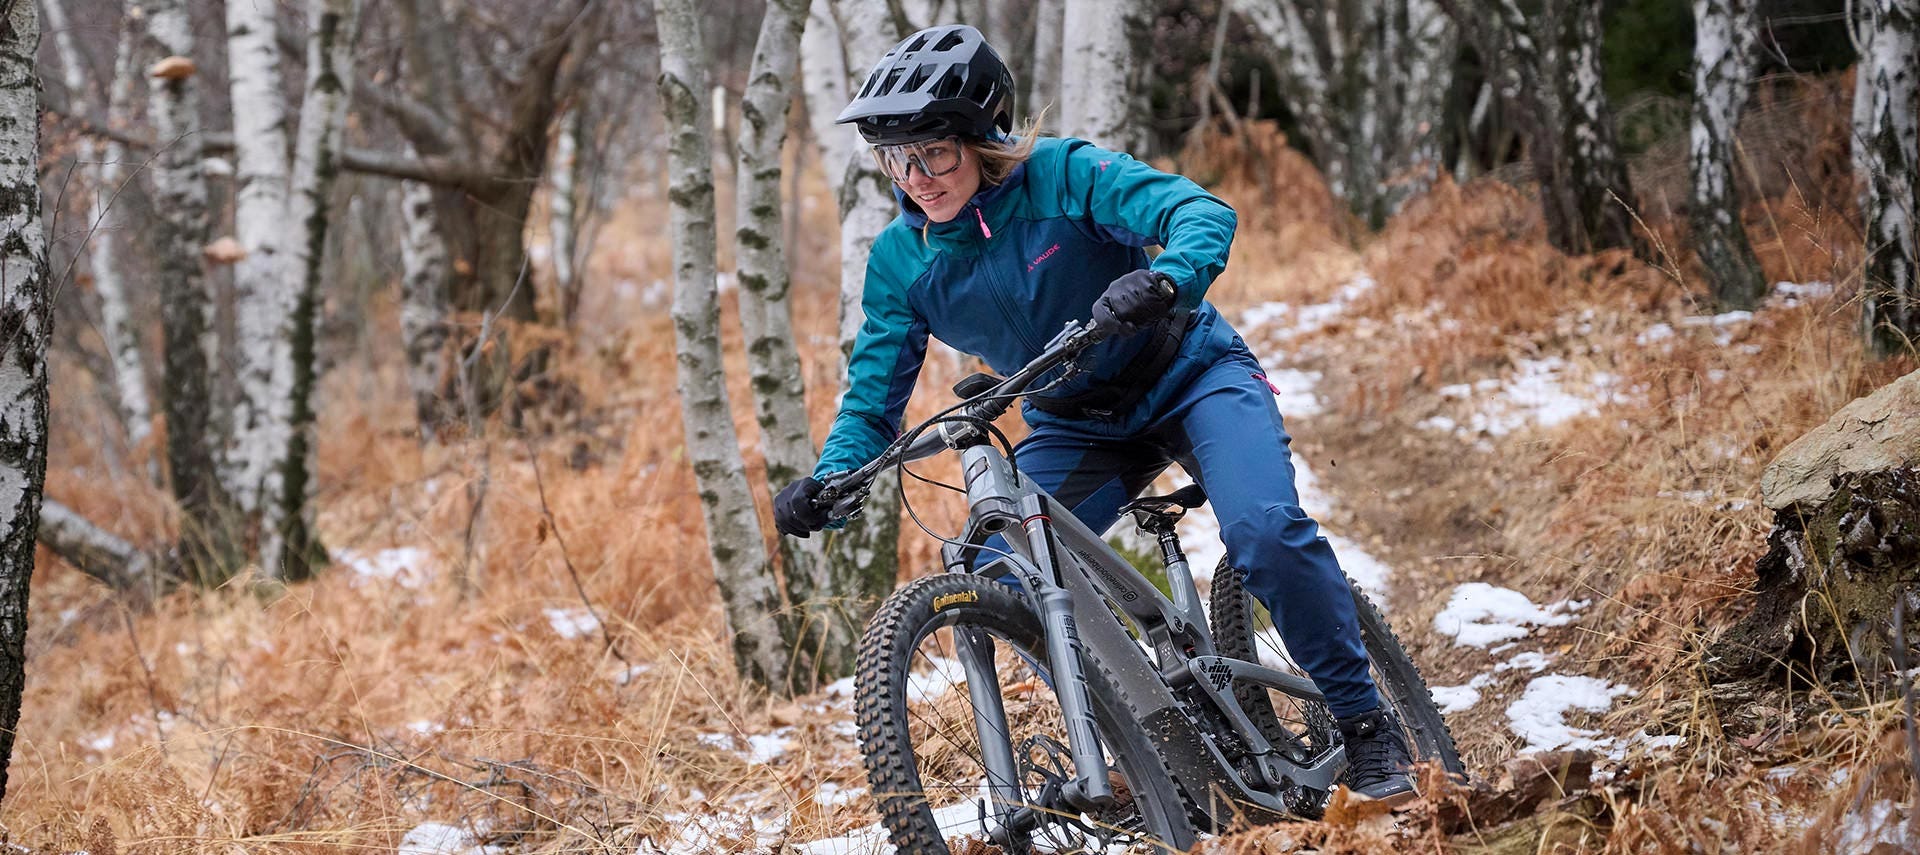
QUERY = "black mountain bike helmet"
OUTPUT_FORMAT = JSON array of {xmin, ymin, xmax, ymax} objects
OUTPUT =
[{"xmin": 835, "ymin": 24, "xmax": 1015, "ymax": 145}]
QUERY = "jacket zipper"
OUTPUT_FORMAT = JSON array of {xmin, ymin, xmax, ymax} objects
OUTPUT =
[{"xmin": 969, "ymin": 202, "xmax": 1043, "ymax": 355}]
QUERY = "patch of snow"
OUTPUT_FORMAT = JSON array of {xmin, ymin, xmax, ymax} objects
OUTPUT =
[
  {"xmin": 908, "ymin": 657, "xmax": 964, "ymax": 703},
  {"xmin": 398, "ymin": 822, "xmax": 500, "ymax": 855},
  {"xmin": 1427, "ymin": 358, "xmax": 1614, "ymax": 438},
  {"xmin": 543, "ymin": 607, "xmax": 599, "ymax": 640},
  {"xmin": 1324, "ymin": 532, "xmax": 1391, "ymax": 595},
  {"xmin": 816, "ymin": 782, "xmax": 867, "ymax": 807},
  {"xmin": 1505, "ymin": 674, "xmax": 1633, "ymax": 752},
  {"xmin": 1239, "ymin": 273, "xmax": 1378, "ymax": 343},
  {"xmin": 1256, "ymin": 367, "xmax": 1324, "ymax": 417},
  {"xmin": 1434, "ymin": 584, "xmax": 1586, "ymax": 648},
  {"xmin": 1769, "ymin": 280, "xmax": 1834, "ymax": 307},
  {"xmin": 1833, "ymin": 799, "xmax": 1911, "ymax": 853},
  {"xmin": 1497, "ymin": 651, "xmax": 1555, "ymax": 673},
  {"xmin": 336, "ymin": 547, "xmax": 433, "ymax": 589},
  {"xmin": 742, "ymin": 730, "xmax": 793, "ymax": 765},
  {"xmin": 1636, "ymin": 323, "xmax": 1675, "ymax": 345},
  {"xmin": 822, "ymin": 676, "xmax": 857, "ymax": 699},
  {"xmin": 84, "ymin": 732, "xmax": 115, "ymax": 752},
  {"xmin": 796, "ymin": 782, "xmax": 1026, "ymax": 855},
  {"xmin": 612, "ymin": 663, "xmax": 652, "ymax": 685},
  {"xmin": 1430, "ymin": 684, "xmax": 1482, "ymax": 714},
  {"xmin": 407, "ymin": 719, "xmax": 443, "ymax": 736}
]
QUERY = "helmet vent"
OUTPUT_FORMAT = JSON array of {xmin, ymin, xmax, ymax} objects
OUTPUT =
[
  {"xmin": 904, "ymin": 63, "xmax": 933, "ymax": 91},
  {"xmin": 905, "ymin": 33, "xmax": 930, "ymax": 53},
  {"xmin": 879, "ymin": 66, "xmax": 906, "ymax": 95},
  {"xmin": 931, "ymin": 70, "xmax": 963, "ymax": 99},
  {"xmin": 966, "ymin": 76, "xmax": 995, "ymax": 106},
  {"xmin": 933, "ymin": 30, "xmax": 966, "ymax": 51}
]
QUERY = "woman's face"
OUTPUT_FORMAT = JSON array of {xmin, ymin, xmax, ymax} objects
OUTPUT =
[{"xmin": 894, "ymin": 140, "xmax": 982, "ymax": 224}]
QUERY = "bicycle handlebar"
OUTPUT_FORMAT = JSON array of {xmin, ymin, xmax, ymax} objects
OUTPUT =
[{"xmin": 813, "ymin": 319, "xmax": 1111, "ymax": 515}]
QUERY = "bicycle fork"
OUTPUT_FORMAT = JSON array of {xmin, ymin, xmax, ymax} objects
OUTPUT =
[{"xmin": 956, "ymin": 492, "xmax": 1117, "ymax": 828}]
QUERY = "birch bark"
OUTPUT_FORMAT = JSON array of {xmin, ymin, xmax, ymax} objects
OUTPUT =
[
  {"xmin": 1688, "ymin": 0, "xmax": 1765, "ymax": 309},
  {"xmin": 1854, "ymin": 0, "xmax": 1919, "ymax": 355},
  {"xmin": 223, "ymin": 0, "xmax": 295, "ymax": 520},
  {"xmin": 1059, "ymin": 0, "xmax": 1143, "ymax": 148},
  {"xmin": 1028, "ymin": 0, "xmax": 1064, "ymax": 112},
  {"xmin": 0, "ymin": 0, "xmax": 50, "ymax": 799},
  {"xmin": 825, "ymin": 0, "xmax": 904, "ymax": 625},
  {"xmin": 799, "ymin": 0, "xmax": 854, "ymax": 186},
  {"xmin": 148, "ymin": 0, "xmax": 237, "ymax": 580},
  {"xmin": 399, "ymin": 165, "xmax": 450, "ymax": 440},
  {"xmin": 656, "ymin": 0, "xmax": 791, "ymax": 690},
  {"xmin": 1396, "ymin": 0, "xmax": 1455, "ymax": 207},
  {"xmin": 738, "ymin": 0, "xmax": 850, "ymax": 682},
  {"xmin": 37, "ymin": 501, "xmax": 153, "ymax": 594},
  {"xmin": 263, "ymin": 0, "xmax": 359, "ymax": 581},
  {"xmin": 44, "ymin": 0, "xmax": 151, "ymax": 446},
  {"xmin": 1555, "ymin": 0, "xmax": 1641, "ymax": 255},
  {"xmin": 550, "ymin": 106, "xmax": 583, "ymax": 326}
]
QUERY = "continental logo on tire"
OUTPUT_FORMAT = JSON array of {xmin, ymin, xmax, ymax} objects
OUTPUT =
[{"xmin": 932, "ymin": 591, "xmax": 979, "ymax": 611}]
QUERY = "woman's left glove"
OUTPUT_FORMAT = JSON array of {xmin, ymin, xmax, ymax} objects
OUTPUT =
[
  {"xmin": 1091, "ymin": 270, "xmax": 1177, "ymax": 336},
  {"xmin": 773, "ymin": 477, "xmax": 831, "ymax": 537}
]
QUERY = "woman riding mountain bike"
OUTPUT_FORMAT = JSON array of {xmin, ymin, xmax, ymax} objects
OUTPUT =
[{"xmin": 771, "ymin": 24, "xmax": 1419, "ymax": 805}]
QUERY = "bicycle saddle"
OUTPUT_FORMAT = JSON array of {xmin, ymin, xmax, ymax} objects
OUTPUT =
[{"xmin": 1120, "ymin": 483, "xmax": 1208, "ymax": 525}]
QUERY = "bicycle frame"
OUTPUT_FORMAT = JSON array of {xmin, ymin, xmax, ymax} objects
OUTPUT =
[{"xmin": 937, "ymin": 440, "xmax": 1348, "ymax": 832}]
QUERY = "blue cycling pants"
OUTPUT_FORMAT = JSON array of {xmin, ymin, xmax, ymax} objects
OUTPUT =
[{"xmin": 978, "ymin": 345, "xmax": 1380, "ymax": 719}]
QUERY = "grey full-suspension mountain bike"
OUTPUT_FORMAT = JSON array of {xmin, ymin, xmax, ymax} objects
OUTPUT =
[{"xmin": 814, "ymin": 318, "xmax": 1463, "ymax": 854}]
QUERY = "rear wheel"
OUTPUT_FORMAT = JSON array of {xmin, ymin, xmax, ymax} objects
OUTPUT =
[
  {"xmin": 1208, "ymin": 563, "xmax": 1463, "ymax": 812},
  {"xmin": 856, "ymin": 574, "xmax": 1197, "ymax": 853}
]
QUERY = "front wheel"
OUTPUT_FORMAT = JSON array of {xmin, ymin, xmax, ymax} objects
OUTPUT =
[
  {"xmin": 1209, "ymin": 563, "xmax": 1463, "ymax": 811},
  {"xmin": 855, "ymin": 574, "xmax": 1197, "ymax": 854}
]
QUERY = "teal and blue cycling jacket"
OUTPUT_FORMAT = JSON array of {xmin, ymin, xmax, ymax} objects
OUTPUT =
[{"xmin": 814, "ymin": 136, "xmax": 1239, "ymax": 477}]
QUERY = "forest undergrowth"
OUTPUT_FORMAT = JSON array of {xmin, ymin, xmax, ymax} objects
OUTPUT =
[{"xmin": 4, "ymin": 73, "xmax": 1915, "ymax": 853}]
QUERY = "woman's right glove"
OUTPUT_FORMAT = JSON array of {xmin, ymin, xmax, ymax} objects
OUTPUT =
[
  {"xmin": 773, "ymin": 476, "xmax": 831, "ymax": 537},
  {"xmin": 1091, "ymin": 270, "xmax": 1178, "ymax": 336}
]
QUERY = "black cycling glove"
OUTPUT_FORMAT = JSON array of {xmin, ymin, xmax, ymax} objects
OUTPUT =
[
  {"xmin": 1091, "ymin": 270, "xmax": 1178, "ymax": 336},
  {"xmin": 773, "ymin": 476, "xmax": 831, "ymax": 537}
]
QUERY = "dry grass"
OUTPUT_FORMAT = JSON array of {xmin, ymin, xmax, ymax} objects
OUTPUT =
[{"xmin": 8, "ymin": 75, "xmax": 1917, "ymax": 853}]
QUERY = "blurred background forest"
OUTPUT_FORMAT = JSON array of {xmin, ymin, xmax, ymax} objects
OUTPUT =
[{"xmin": 0, "ymin": 0, "xmax": 1914, "ymax": 851}]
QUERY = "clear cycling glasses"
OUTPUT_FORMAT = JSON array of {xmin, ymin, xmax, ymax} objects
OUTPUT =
[{"xmin": 872, "ymin": 137, "xmax": 965, "ymax": 183}]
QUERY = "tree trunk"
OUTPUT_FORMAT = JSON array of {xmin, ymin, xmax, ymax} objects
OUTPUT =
[
  {"xmin": 1028, "ymin": 0, "xmax": 1064, "ymax": 113},
  {"xmin": 1854, "ymin": 0, "xmax": 1919, "ymax": 356},
  {"xmin": 799, "ymin": 0, "xmax": 855, "ymax": 188},
  {"xmin": 43, "ymin": 0, "xmax": 152, "ymax": 448},
  {"xmin": 38, "ymin": 501, "xmax": 154, "ymax": 595},
  {"xmin": 148, "ymin": 0, "xmax": 239, "ymax": 583},
  {"xmin": 738, "ymin": 0, "xmax": 851, "ymax": 685},
  {"xmin": 657, "ymin": 0, "xmax": 791, "ymax": 691},
  {"xmin": 224, "ymin": 0, "xmax": 296, "ymax": 525},
  {"xmin": 263, "ymin": 0, "xmax": 358, "ymax": 581},
  {"xmin": 1395, "ymin": 0, "xmax": 1455, "ymax": 209},
  {"xmin": 826, "ymin": 0, "xmax": 905, "ymax": 626},
  {"xmin": 1059, "ymin": 0, "xmax": 1144, "ymax": 149},
  {"xmin": 399, "ymin": 168, "xmax": 452, "ymax": 440},
  {"xmin": 550, "ymin": 106, "xmax": 584, "ymax": 327},
  {"xmin": 0, "ymin": 0, "xmax": 51, "ymax": 799},
  {"xmin": 1553, "ymin": 0, "xmax": 1642, "ymax": 256},
  {"xmin": 1688, "ymin": 0, "xmax": 1765, "ymax": 310}
]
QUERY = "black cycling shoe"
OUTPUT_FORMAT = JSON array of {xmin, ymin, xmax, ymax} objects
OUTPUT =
[{"xmin": 1337, "ymin": 708, "xmax": 1418, "ymax": 805}]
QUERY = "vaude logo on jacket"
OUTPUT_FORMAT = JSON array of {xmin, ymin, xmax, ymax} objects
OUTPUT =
[{"xmin": 1027, "ymin": 243, "xmax": 1061, "ymax": 272}]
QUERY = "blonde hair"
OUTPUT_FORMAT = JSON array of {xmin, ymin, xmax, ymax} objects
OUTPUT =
[{"xmin": 968, "ymin": 105, "xmax": 1051, "ymax": 186}]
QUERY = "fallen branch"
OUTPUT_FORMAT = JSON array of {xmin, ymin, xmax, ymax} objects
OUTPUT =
[{"xmin": 37, "ymin": 499, "xmax": 158, "ymax": 595}]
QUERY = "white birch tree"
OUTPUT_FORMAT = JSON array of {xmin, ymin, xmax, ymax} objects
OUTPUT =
[
  {"xmin": 656, "ymin": 0, "xmax": 791, "ymax": 690},
  {"xmin": 1231, "ymin": 0, "xmax": 1458, "ymax": 225},
  {"xmin": 800, "ymin": 0, "xmax": 854, "ymax": 181},
  {"xmin": 223, "ymin": 0, "xmax": 297, "ymax": 523},
  {"xmin": 1688, "ymin": 0, "xmax": 1765, "ymax": 309},
  {"xmin": 265, "ymin": 0, "xmax": 360, "ymax": 580},
  {"xmin": 1028, "ymin": 0, "xmax": 1064, "ymax": 112},
  {"xmin": 399, "ymin": 163, "xmax": 450, "ymax": 439},
  {"xmin": 1442, "ymin": 0, "xmax": 1643, "ymax": 255},
  {"xmin": 1060, "ymin": 0, "xmax": 1146, "ymax": 149},
  {"xmin": 823, "ymin": 0, "xmax": 906, "ymax": 626},
  {"xmin": 42, "ymin": 0, "xmax": 151, "ymax": 448},
  {"xmin": 736, "ymin": 0, "xmax": 854, "ymax": 682},
  {"xmin": 1853, "ymin": 0, "xmax": 1919, "ymax": 356},
  {"xmin": 0, "ymin": 0, "xmax": 50, "ymax": 799},
  {"xmin": 549, "ymin": 106, "xmax": 583, "ymax": 325},
  {"xmin": 148, "ymin": 0, "xmax": 237, "ymax": 579}
]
